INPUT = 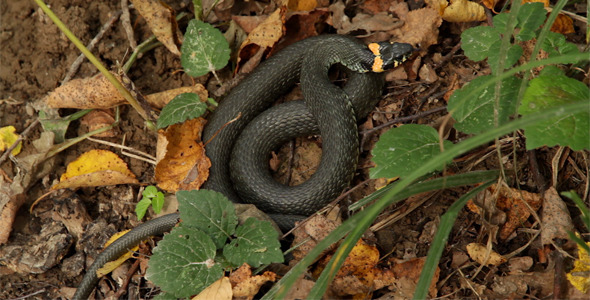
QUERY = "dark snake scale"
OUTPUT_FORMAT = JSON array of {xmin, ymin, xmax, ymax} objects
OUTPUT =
[{"xmin": 74, "ymin": 35, "xmax": 414, "ymax": 299}]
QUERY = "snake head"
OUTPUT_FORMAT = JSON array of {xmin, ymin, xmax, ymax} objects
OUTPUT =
[{"xmin": 368, "ymin": 42, "xmax": 416, "ymax": 72}]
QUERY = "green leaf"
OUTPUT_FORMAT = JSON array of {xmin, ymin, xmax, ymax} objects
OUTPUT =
[
  {"xmin": 488, "ymin": 42, "xmax": 523, "ymax": 74},
  {"xmin": 492, "ymin": 13, "xmax": 509, "ymax": 33},
  {"xmin": 461, "ymin": 26, "xmax": 500, "ymax": 62},
  {"xmin": 135, "ymin": 197, "xmax": 152, "ymax": 220},
  {"xmin": 152, "ymin": 192, "xmax": 165, "ymax": 214},
  {"xmin": 519, "ymin": 75, "xmax": 590, "ymax": 150},
  {"xmin": 181, "ymin": 19, "xmax": 230, "ymax": 77},
  {"xmin": 157, "ymin": 93, "xmax": 207, "ymax": 129},
  {"xmin": 369, "ymin": 124, "xmax": 453, "ymax": 179},
  {"xmin": 143, "ymin": 185, "xmax": 158, "ymax": 198},
  {"xmin": 449, "ymin": 75, "xmax": 521, "ymax": 134},
  {"xmin": 515, "ymin": 2, "xmax": 546, "ymax": 41},
  {"xmin": 223, "ymin": 218, "xmax": 283, "ymax": 268},
  {"xmin": 147, "ymin": 226, "xmax": 223, "ymax": 298},
  {"xmin": 542, "ymin": 31, "xmax": 581, "ymax": 57},
  {"xmin": 177, "ymin": 189, "xmax": 238, "ymax": 249}
]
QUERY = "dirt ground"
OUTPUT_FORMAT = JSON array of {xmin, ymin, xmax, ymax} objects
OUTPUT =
[{"xmin": 1, "ymin": 0, "xmax": 588, "ymax": 299}]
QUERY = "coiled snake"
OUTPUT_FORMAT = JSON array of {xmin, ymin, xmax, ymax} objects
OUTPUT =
[{"xmin": 73, "ymin": 35, "xmax": 414, "ymax": 299}]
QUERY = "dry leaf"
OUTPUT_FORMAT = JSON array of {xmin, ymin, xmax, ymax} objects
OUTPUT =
[
  {"xmin": 236, "ymin": 6, "xmax": 286, "ymax": 73},
  {"xmin": 291, "ymin": 214, "xmax": 339, "ymax": 263},
  {"xmin": 155, "ymin": 118, "xmax": 211, "ymax": 192},
  {"xmin": 381, "ymin": 257, "xmax": 439, "ymax": 298},
  {"xmin": 442, "ymin": 0, "xmax": 486, "ymax": 22},
  {"xmin": 46, "ymin": 72, "xmax": 124, "ymax": 109},
  {"xmin": 80, "ymin": 110, "xmax": 117, "ymax": 138},
  {"xmin": 52, "ymin": 149, "xmax": 139, "ymax": 190},
  {"xmin": 131, "ymin": 0, "xmax": 182, "ymax": 55},
  {"xmin": 566, "ymin": 240, "xmax": 590, "ymax": 293},
  {"xmin": 193, "ymin": 277, "xmax": 232, "ymax": 300},
  {"xmin": 550, "ymin": 14, "xmax": 575, "ymax": 34},
  {"xmin": 288, "ymin": 0, "xmax": 317, "ymax": 11},
  {"xmin": 541, "ymin": 187, "xmax": 574, "ymax": 245},
  {"xmin": 466, "ymin": 243, "xmax": 507, "ymax": 266},
  {"xmin": 229, "ymin": 263, "xmax": 276, "ymax": 299},
  {"xmin": 391, "ymin": 6, "xmax": 442, "ymax": 50},
  {"xmin": 0, "ymin": 125, "xmax": 22, "ymax": 156},
  {"xmin": 328, "ymin": 240, "xmax": 381, "ymax": 297},
  {"xmin": 96, "ymin": 229, "xmax": 138, "ymax": 277},
  {"xmin": 147, "ymin": 85, "xmax": 209, "ymax": 109}
]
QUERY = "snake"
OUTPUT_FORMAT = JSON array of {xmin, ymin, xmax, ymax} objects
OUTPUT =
[{"xmin": 73, "ymin": 35, "xmax": 414, "ymax": 299}]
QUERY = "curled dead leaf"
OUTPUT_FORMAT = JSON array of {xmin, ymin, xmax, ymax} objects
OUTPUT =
[
  {"xmin": 155, "ymin": 118, "xmax": 211, "ymax": 192},
  {"xmin": 229, "ymin": 263, "xmax": 276, "ymax": 299},
  {"xmin": 442, "ymin": 0, "xmax": 486, "ymax": 22},
  {"xmin": 466, "ymin": 242, "xmax": 507, "ymax": 266},
  {"xmin": 52, "ymin": 149, "xmax": 138, "ymax": 190},
  {"xmin": 131, "ymin": 0, "xmax": 182, "ymax": 56},
  {"xmin": 193, "ymin": 277, "xmax": 232, "ymax": 300}
]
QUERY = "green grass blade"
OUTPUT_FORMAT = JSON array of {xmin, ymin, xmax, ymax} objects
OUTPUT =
[{"xmin": 412, "ymin": 181, "xmax": 494, "ymax": 300}]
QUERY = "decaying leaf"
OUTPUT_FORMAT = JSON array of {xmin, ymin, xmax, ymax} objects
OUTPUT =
[
  {"xmin": 52, "ymin": 149, "xmax": 139, "ymax": 190},
  {"xmin": 550, "ymin": 14, "xmax": 575, "ymax": 34},
  {"xmin": 193, "ymin": 276, "xmax": 232, "ymax": 300},
  {"xmin": 291, "ymin": 214, "xmax": 340, "ymax": 263},
  {"xmin": 466, "ymin": 243, "xmax": 507, "ymax": 266},
  {"xmin": 131, "ymin": 0, "xmax": 182, "ymax": 56},
  {"xmin": 470, "ymin": 184, "xmax": 543, "ymax": 240},
  {"xmin": 287, "ymin": 0, "xmax": 317, "ymax": 11},
  {"xmin": 80, "ymin": 110, "xmax": 117, "ymax": 138},
  {"xmin": 566, "ymin": 240, "xmax": 590, "ymax": 293},
  {"xmin": 147, "ymin": 85, "xmax": 209, "ymax": 109},
  {"xmin": 236, "ymin": 6, "xmax": 286, "ymax": 73},
  {"xmin": 0, "ymin": 125, "xmax": 22, "ymax": 156},
  {"xmin": 541, "ymin": 187, "xmax": 574, "ymax": 245},
  {"xmin": 229, "ymin": 263, "xmax": 276, "ymax": 298},
  {"xmin": 441, "ymin": 0, "xmax": 486, "ymax": 22},
  {"xmin": 155, "ymin": 118, "xmax": 210, "ymax": 192},
  {"xmin": 96, "ymin": 229, "xmax": 139, "ymax": 277}
]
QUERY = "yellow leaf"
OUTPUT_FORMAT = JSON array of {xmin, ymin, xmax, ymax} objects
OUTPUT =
[
  {"xmin": 193, "ymin": 277, "xmax": 232, "ymax": 300},
  {"xmin": 466, "ymin": 243, "xmax": 507, "ymax": 266},
  {"xmin": 442, "ymin": 0, "xmax": 486, "ymax": 22},
  {"xmin": 52, "ymin": 149, "xmax": 138, "ymax": 190},
  {"xmin": 567, "ymin": 240, "xmax": 590, "ymax": 293},
  {"xmin": 96, "ymin": 229, "xmax": 140, "ymax": 277},
  {"xmin": 0, "ymin": 126, "xmax": 22, "ymax": 156}
]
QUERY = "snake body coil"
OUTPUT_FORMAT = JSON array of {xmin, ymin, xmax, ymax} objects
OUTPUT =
[{"xmin": 74, "ymin": 35, "xmax": 413, "ymax": 299}]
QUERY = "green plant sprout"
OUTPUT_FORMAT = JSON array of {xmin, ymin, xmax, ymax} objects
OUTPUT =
[{"xmin": 136, "ymin": 186, "xmax": 165, "ymax": 221}]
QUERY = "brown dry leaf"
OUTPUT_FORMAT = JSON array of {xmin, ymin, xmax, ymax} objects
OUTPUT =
[
  {"xmin": 52, "ymin": 149, "xmax": 138, "ymax": 190},
  {"xmin": 484, "ymin": 270, "xmax": 554, "ymax": 298},
  {"xmin": 338, "ymin": 12, "xmax": 402, "ymax": 36},
  {"xmin": 193, "ymin": 277, "xmax": 232, "ymax": 300},
  {"xmin": 360, "ymin": 0, "xmax": 393, "ymax": 14},
  {"xmin": 470, "ymin": 184, "xmax": 542, "ymax": 240},
  {"xmin": 442, "ymin": 0, "xmax": 486, "ymax": 22},
  {"xmin": 130, "ymin": 0, "xmax": 182, "ymax": 56},
  {"xmin": 290, "ymin": 214, "xmax": 339, "ymax": 264},
  {"xmin": 282, "ymin": 9, "xmax": 330, "ymax": 44},
  {"xmin": 288, "ymin": 0, "xmax": 317, "ymax": 11},
  {"xmin": 540, "ymin": 187, "xmax": 574, "ymax": 245},
  {"xmin": 45, "ymin": 72, "xmax": 124, "ymax": 109},
  {"xmin": 425, "ymin": 0, "xmax": 449, "ymax": 16},
  {"xmin": 382, "ymin": 257, "xmax": 439, "ymax": 298},
  {"xmin": 236, "ymin": 6, "xmax": 286, "ymax": 73},
  {"xmin": 328, "ymin": 239, "xmax": 381, "ymax": 297},
  {"xmin": 229, "ymin": 263, "xmax": 277, "ymax": 299},
  {"xmin": 391, "ymin": 6, "xmax": 442, "ymax": 50},
  {"xmin": 96, "ymin": 229, "xmax": 138, "ymax": 277},
  {"xmin": 481, "ymin": 0, "xmax": 500, "ymax": 10},
  {"xmin": 155, "ymin": 118, "xmax": 211, "ymax": 192},
  {"xmin": 551, "ymin": 14, "xmax": 575, "ymax": 34},
  {"xmin": 80, "ymin": 110, "xmax": 117, "ymax": 138},
  {"xmin": 466, "ymin": 243, "xmax": 507, "ymax": 266},
  {"xmin": 233, "ymin": 15, "xmax": 268, "ymax": 34},
  {"xmin": 147, "ymin": 85, "xmax": 209, "ymax": 109}
]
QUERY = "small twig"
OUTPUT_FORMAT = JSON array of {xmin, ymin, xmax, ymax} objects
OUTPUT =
[
  {"xmin": 0, "ymin": 119, "xmax": 40, "ymax": 165},
  {"xmin": 120, "ymin": 0, "xmax": 137, "ymax": 51},
  {"xmin": 62, "ymin": 10, "xmax": 122, "ymax": 84},
  {"xmin": 7, "ymin": 289, "xmax": 46, "ymax": 300},
  {"xmin": 360, "ymin": 106, "xmax": 447, "ymax": 135},
  {"xmin": 87, "ymin": 137, "xmax": 156, "ymax": 164}
]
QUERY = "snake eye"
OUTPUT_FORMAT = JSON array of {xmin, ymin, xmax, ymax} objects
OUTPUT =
[{"xmin": 378, "ymin": 42, "xmax": 415, "ymax": 70}]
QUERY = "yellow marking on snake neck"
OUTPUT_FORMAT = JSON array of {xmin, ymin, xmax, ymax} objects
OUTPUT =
[
  {"xmin": 372, "ymin": 56, "xmax": 384, "ymax": 72},
  {"xmin": 368, "ymin": 43, "xmax": 380, "ymax": 56}
]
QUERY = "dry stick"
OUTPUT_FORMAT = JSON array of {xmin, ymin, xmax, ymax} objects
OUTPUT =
[
  {"xmin": 360, "ymin": 106, "xmax": 447, "ymax": 135},
  {"xmin": 120, "ymin": 0, "xmax": 137, "ymax": 51},
  {"xmin": 0, "ymin": 119, "xmax": 40, "ymax": 165},
  {"xmin": 62, "ymin": 10, "xmax": 122, "ymax": 84}
]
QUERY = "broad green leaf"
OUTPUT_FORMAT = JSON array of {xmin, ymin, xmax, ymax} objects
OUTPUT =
[
  {"xmin": 449, "ymin": 75, "xmax": 521, "ymax": 134},
  {"xmin": 488, "ymin": 42, "xmax": 523, "ymax": 74},
  {"xmin": 177, "ymin": 189, "xmax": 238, "ymax": 249},
  {"xmin": 492, "ymin": 13, "xmax": 509, "ymax": 33},
  {"xmin": 223, "ymin": 218, "xmax": 283, "ymax": 268},
  {"xmin": 135, "ymin": 198, "xmax": 151, "ymax": 220},
  {"xmin": 515, "ymin": 2, "xmax": 546, "ymax": 41},
  {"xmin": 542, "ymin": 31, "xmax": 581, "ymax": 57},
  {"xmin": 369, "ymin": 124, "xmax": 453, "ymax": 179},
  {"xmin": 157, "ymin": 93, "xmax": 207, "ymax": 129},
  {"xmin": 461, "ymin": 26, "xmax": 500, "ymax": 62},
  {"xmin": 147, "ymin": 226, "xmax": 222, "ymax": 298},
  {"xmin": 181, "ymin": 19, "xmax": 230, "ymax": 77},
  {"xmin": 519, "ymin": 75, "xmax": 590, "ymax": 150},
  {"xmin": 152, "ymin": 192, "xmax": 165, "ymax": 213},
  {"xmin": 143, "ymin": 185, "xmax": 158, "ymax": 198}
]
